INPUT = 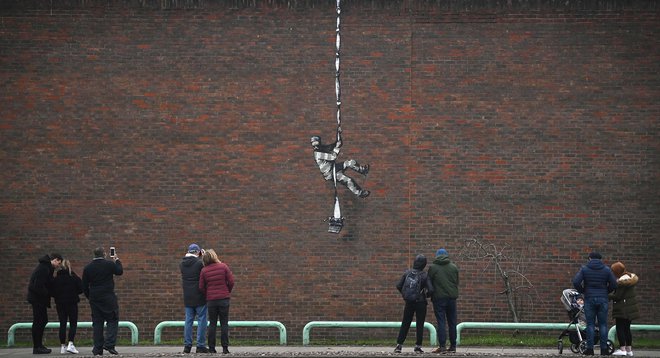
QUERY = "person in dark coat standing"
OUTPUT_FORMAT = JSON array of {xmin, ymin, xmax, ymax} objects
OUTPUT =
[
  {"xmin": 199, "ymin": 249, "xmax": 234, "ymax": 354},
  {"xmin": 180, "ymin": 244, "xmax": 208, "ymax": 353},
  {"xmin": 572, "ymin": 251, "xmax": 618, "ymax": 356},
  {"xmin": 428, "ymin": 248, "xmax": 460, "ymax": 354},
  {"xmin": 82, "ymin": 247, "xmax": 123, "ymax": 356},
  {"xmin": 52, "ymin": 259, "xmax": 83, "ymax": 354},
  {"xmin": 27, "ymin": 253, "xmax": 63, "ymax": 354},
  {"xmin": 394, "ymin": 254, "xmax": 434, "ymax": 354},
  {"xmin": 608, "ymin": 262, "xmax": 640, "ymax": 357}
]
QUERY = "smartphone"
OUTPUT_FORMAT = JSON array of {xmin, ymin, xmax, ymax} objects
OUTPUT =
[{"xmin": 110, "ymin": 247, "xmax": 116, "ymax": 257}]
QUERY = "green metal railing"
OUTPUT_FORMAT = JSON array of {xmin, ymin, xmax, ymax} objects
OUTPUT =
[
  {"xmin": 608, "ymin": 325, "xmax": 660, "ymax": 343},
  {"xmin": 153, "ymin": 321, "xmax": 287, "ymax": 345},
  {"xmin": 302, "ymin": 321, "xmax": 437, "ymax": 346},
  {"xmin": 456, "ymin": 322, "xmax": 570, "ymax": 346},
  {"xmin": 7, "ymin": 321, "xmax": 139, "ymax": 347}
]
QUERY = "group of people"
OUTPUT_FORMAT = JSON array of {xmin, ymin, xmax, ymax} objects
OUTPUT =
[
  {"xmin": 572, "ymin": 252, "xmax": 640, "ymax": 356},
  {"xmin": 394, "ymin": 248, "xmax": 460, "ymax": 354},
  {"xmin": 180, "ymin": 244, "xmax": 235, "ymax": 354},
  {"xmin": 26, "ymin": 247, "xmax": 123, "ymax": 355},
  {"xmin": 27, "ymin": 247, "xmax": 639, "ymax": 356},
  {"xmin": 393, "ymin": 249, "xmax": 640, "ymax": 356}
]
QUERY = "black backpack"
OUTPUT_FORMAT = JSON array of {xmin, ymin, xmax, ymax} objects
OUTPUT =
[{"xmin": 402, "ymin": 270, "xmax": 422, "ymax": 302}]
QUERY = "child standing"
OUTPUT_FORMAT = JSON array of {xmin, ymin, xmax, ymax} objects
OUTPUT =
[{"xmin": 52, "ymin": 259, "xmax": 83, "ymax": 354}]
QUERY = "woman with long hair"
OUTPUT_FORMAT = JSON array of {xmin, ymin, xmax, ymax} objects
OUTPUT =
[
  {"xmin": 199, "ymin": 249, "xmax": 235, "ymax": 354},
  {"xmin": 609, "ymin": 262, "xmax": 640, "ymax": 357},
  {"xmin": 52, "ymin": 259, "xmax": 83, "ymax": 354}
]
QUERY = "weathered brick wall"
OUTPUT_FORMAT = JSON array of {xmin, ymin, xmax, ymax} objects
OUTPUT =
[{"xmin": 1, "ymin": 0, "xmax": 658, "ymax": 344}]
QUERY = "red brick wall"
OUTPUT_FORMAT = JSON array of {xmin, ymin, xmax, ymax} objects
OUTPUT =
[{"xmin": 1, "ymin": 0, "xmax": 658, "ymax": 344}]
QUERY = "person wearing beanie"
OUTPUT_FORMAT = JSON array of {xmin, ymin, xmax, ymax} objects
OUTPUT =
[
  {"xmin": 393, "ymin": 254, "xmax": 434, "ymax": 354},
  {"xmin": 180, "ymin": 244, "xmax": 208, "ymax": 353},
  {"xmin": 572, "ymin": 251, "xmax": 618, "ymax": 355},
  {"xmin": 427, "ymin": 248, "xmax": 459, "ymax": 353},
  {"xmin": 608, "ymin": 262, "xmax": 640, "ymax": 357}
]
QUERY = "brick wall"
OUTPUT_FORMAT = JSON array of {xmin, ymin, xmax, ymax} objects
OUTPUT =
[{"xmin": 1, "ymin": 0, "xmax": 658, "ymax": 344}]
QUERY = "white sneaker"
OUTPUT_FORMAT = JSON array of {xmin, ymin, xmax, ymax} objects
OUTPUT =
[
  {"xmin": 60, "ymin": 345, "xmax": 66, "ymax": 354},
  {"xmin": 627, "ymin": 351, "xmax": 633, "ymax": 356},
  {"xmin": 66, "ymin": 342, "xmax": 79, "ymax": 354},
  {"xmin": 612, "ymin": 349, "xmax": 628, "ymax": 356}
]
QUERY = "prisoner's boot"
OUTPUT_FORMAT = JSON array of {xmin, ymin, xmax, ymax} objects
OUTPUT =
[
  {"xmin": 196, "ymin": 346, "xmax": 209, "ymax": 353},
  {"xmin": 183, "ymin": 346, "xmax": 191, "ymax": 354},
  {"xmin": 360, "ymin": 164, "xmax": 369, "ymax": 175},
  {"xmin": 222, "ymin": 346, "xmax": 230, "ymax": 354}
]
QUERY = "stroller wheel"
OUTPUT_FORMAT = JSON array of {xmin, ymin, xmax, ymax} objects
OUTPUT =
[
  {"xmin": 578, "ymin": 340, "xmax": 588, "ymax": 354},
  {"xmin": 558, "ymin": 340, "xmax": 564, "ymax": 354},
  {"xmin": 606, "ymin": 340, "xmax": 615, "ymax": 355},
  {"xmin": 570, "ymin": 343, "xmax": 580, "ymax": 354}
]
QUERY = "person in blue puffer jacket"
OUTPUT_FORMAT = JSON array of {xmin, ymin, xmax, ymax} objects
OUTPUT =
[{"xmin": 572, "ymin": 252, "xmax": 618, "ymax": 356}]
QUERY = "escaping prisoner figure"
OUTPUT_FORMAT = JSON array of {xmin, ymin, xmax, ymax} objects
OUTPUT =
[{"xmin": 310, "ymin": 127, "xmax": 370, "ymax": 198}]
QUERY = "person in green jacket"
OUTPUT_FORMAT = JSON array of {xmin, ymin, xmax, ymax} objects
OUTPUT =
[
  {"xmin": 427, "ymin": 248, "xmax": 459, "ymax": 353},
  {"xmin": 608, "ymin": 262, "xmax": 640, "ymax": 357}
]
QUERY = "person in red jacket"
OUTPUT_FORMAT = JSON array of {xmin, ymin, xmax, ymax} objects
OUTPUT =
[{"xmin": 199, "ymin": 249, "xmax": 234, "ymax": 354}]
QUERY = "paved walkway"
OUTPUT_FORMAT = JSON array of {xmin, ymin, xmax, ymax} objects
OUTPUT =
[{"xmin": 1, "ymin": 346, "xmax": 659, "ymax": 358}]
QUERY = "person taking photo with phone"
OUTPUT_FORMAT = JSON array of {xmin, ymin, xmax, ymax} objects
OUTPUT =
[{"xmin": 82, "ymin": 247, "xmax": 123, "ymax": 356}]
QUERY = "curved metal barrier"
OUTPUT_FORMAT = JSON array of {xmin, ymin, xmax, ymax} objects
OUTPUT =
[
  {"xmin": 302, "ymin": 321, "xmax": 437, "ymax": 346},
  {"xmin": 456, "ymin": 322, "xmax": 569, "ymax": 346},
  {"xmin": 7, "ymin": 321, "xmax": 139, "ymax": 347},
  {"xmin": 154, "ymin": 321, "xmax": 287, "ymax": 345},
  {"xmin": 608, "ymin": 324, "xmax": 660, "ymax": 343}
]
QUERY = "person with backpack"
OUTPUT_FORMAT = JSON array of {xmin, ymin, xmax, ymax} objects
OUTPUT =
[
  {"xmin": 394, "ymin": 254, "xmax": 434, "ymax": 354},
  {"xmin": 428, "ymin": 248, "xmax": 460, "ymax": 353}
]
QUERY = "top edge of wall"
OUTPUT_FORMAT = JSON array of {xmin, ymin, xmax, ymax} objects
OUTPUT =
[{"xmin": 1, "ymin": 0, "xmax": 658, "ymax": 12}]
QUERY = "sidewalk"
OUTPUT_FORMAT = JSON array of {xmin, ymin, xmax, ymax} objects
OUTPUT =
[{"xmin": 1, "ymin": 346, "xmax": 659, "ymax": 358}]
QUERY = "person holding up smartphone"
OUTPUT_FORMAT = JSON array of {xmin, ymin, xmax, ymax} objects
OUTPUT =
[{"xmin": 82, "ymin": 247, "xmax": 123, "ymax": 356}]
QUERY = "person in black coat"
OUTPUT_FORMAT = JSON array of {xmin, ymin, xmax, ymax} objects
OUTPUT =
[
  {"xmin": 394, "ymin": 254, "xmax": 434, "ymax": 354},
  {"xmin": 82, "ymin": 247, "xmax": 123, "ymax": 356},
  {"xmin": 180, "ymin": 244, "xmax": 208, "ymax": 353},
  {"xmin": 52, "ymin": 259, "xmax": 83, "ymax": 354},
  {"xmin": 27, "ymin": 253, "xmax": 63, "ymax": 354}
]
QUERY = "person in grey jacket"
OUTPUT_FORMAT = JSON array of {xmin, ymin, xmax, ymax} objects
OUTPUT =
[
  {"xmin": 427, "ymin": 248, "xmax": 459, "ymax": 354},
  {"xmin": 180, "ymin": 244, "xmax": 208, "ymax": 353},
  {"xmin": 572, "ymin": 252, "xmax": 617, "ymax": 356}
]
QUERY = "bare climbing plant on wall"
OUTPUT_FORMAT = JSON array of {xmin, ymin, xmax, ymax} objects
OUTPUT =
[{"xmin": 459, "ymin": 236, "xmax": 537, "ymax": 323}]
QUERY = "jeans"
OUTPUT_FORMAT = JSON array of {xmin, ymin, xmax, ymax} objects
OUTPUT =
[
  {"xmin": 90, "ymin": 304, "xmax": 119, "ymax": 354},
  {"xmin": 584, "ymin": 297, "xmax": 609, "ymax": 351},
  {"xmin": 184, "ymin": 305, "xmax": 208, "ymax": 347},
  {"xmin": 432, "ymin": 298, "xmax": 457, "ymax": 348},
  {"xmin": 208, "ymin": 299, "xmax": 230, "ymax": 349},
  {"xmin": 396, "ymin": 300, "xmax": 427, "ymax": 346}
]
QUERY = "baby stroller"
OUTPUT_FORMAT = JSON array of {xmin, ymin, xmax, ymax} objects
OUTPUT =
[{"xmin": 557, "ymin": 289, "xmax": 614, "ymax": 354}]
